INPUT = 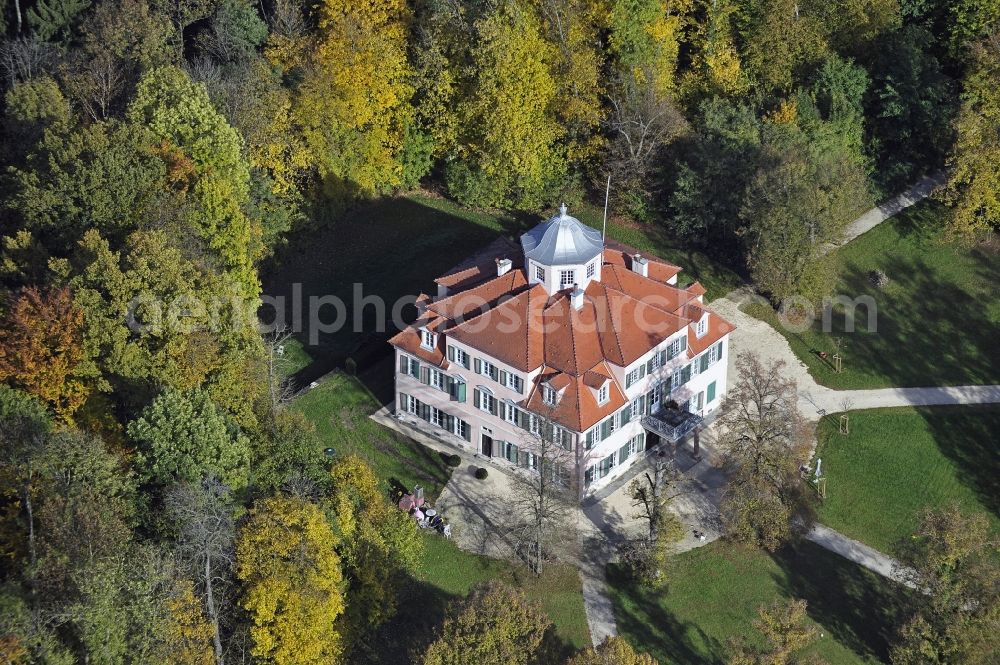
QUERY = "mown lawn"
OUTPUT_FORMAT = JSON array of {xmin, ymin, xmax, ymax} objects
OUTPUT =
[
  {"xmin": 378, "ymin": 534, "xmax": 591, "ymax": 662},
  {"xmin": 263, "ymin": 193, "xmax": 742, "ymax": 387},
  {"xmin": 293, "ymin": 370, "xmax": 453, "ymax": 500},
  {"xmin": 815, "ymin": 406, "xmax": 1000, "ymax": 554},
  {"xmin": 293, "ymin": 371, "xmax": 590, "ymax": 661},
  {"xmin": 743, "ymin": 201, "xmax": 1000, "ymax": 389},
  {"xmin": 609, "ymin": 540, "xmax": 911, "ymax": 665}
]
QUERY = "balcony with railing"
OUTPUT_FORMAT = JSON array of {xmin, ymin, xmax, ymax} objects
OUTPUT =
[{"xmin": 641, "ymin": 407, "xmax": 703, "ymax": 442}]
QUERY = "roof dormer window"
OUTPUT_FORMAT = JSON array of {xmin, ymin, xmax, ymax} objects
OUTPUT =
[
  {"xmin": 696, "ymin": 315, "xmax": 708, "ymax": 338},
  {"xmin": 597, "ymin": 383, "xmax": 609, "ymax": 405},
  {"xmin": 542, "ymin": 384, "xmax": 558, "ymax": 406},
  {"xmin": 421, "ymin": 329, "xmax": 437, "ymax": 349}
]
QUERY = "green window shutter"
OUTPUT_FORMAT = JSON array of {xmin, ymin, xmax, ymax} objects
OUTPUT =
[
  {"xmin": 490, "ymin": 396, "xmax": 498, "ymax": 416},
  {"xmin": 707, "ymin": 381, "xmax": 717, "ymax": 403},
  {"xmin": 619, "ymin": 443, "xmax": 631, "ymax": 464},
  {"xmin": 660, "ymin": 349, "xmax": 667, "ymax": 365},
  {"xmin": 474, "ymin": 358, "xmax": 482, "ymax": 374},
  {"xmin": 639, "ymin": 364, "xmax": 646, "ymax": 379},
  {"xmin": 681, "ymin": 365, "xmax": 691, "ymax": 384},
  {"xmin": 420, "ymin": 367, "xmax": 430, "ymax": 384},
  {"xmin": 473, "ymin": 388, "xmax": 481, "ymax": 409},
  {"xmin": 646, "ymin": 358, "xmax": 654, "ymax": 373},
  {"xmin": 620, "ymin": 405, "xmax": 631, "ymax": 424},
  {"xmin": 585, "ymin": 429, "xmax": 594, "ymax": 449},
  {"xmin": 411, "ymin": 360, "xmax": 420, "ymax": 378},
  {"xmin": 447, "ymin": 346, "xmax": 455, "ymax": 362},
  {"xmin": 680, "ymin": 336, "xmax": 687, "ymax": 352},
  {"xmin": 456, "ymin": 382, "xmax": 467, "ymax": 403},
  {"xmin": 399, "ymin": 355, "xmax": 408, "ymax": 374},
  {"xmin": 637, "ymin": 394, "xmax": 646, "ymax": 415},
  {"xmin": 600, "ymin": 419, "xmax": 611, "ymax": 440},
  {"xmin": 715, "ymin": 341, "xmax": 723, "ymax": 360},
  {"xmin": 499, "ymin": 370, "xmax": 507, "ymax": 386},
  {"xmin": 701, "ymin": 354, "xmax": 709, "ymax": 373}
]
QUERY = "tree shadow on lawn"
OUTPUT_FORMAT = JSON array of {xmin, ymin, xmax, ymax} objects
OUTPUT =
[
  {"xmin": 770, "ymin": 541, "xmax": 911, "ymax": 663},
  {"xmin": 261, "ymin": 195, "xmax": 522, "ymax": 375},
  {"xmin": 607, "ymin": 564, "xmax": 726, "ymax": 665},
  {"xmin": 823, "ymin": 249, "xmax": 1000, "ymax": 388},
  {"xmin": 362, "ymin": 568, "xmax": 580, "ymax": 664},
  {"xmin": 917, "ymin": 405, "xmax": 1000, "ymax": 519}
]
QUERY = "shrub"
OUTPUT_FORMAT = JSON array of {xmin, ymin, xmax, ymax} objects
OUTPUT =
[
  {"xmin": 474, "ymin": 467, "xmax": 488, "ymax": 480},
  {"xmin": 446, "ymin": 454, "xmax": 461, "ymax": 468}
]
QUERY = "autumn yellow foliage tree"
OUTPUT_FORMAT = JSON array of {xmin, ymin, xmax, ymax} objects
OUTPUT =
[
  {"xmin": 447, "ymin": 1, "xmax": 566, "ymax": 208},
  {"xmin": 236, "ymin": 496, "xmax": 346, "ymax": 665},
  {"xmin": 609, "ymin": 0, "xmax": 691, "ymax": 98},
  {"xmin": 154, "ymin": 580, "xmax": 215, "ymax": 665},
  {"xmin": 942, "ymin": 32, "xmax": 1000, "ymax": 240},
  {"xmin": 328, "ymin": 455, "xmax": 422, "ymax": 644},
  {"xmin": 290, "ymin": 0, "xmax": 413, "ymax": 201},
  {"xmin": 0, "ymin": 286, "xmax": 89, "ymax": 421}
]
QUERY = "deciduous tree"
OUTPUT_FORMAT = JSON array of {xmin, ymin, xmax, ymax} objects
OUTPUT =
[
  {"xmin": 421, "ymin": 581, "xmax": 552, "ymax": 665},
  {"xmin": 0, "ymin": 286, "xmax": 88, "ymax": 420},
  {"xmin": 328, "ymin": 455, "xmax": 422, "ymax": 645},
  {"xmin": 236, "ymin": 496, "xmax": 345, "ymax": 665},
  {"xmin": 717, "ymin": 352, "xmax": 815, "ymax": 551},
  {"xmin": 890, "ymin": 505, "xmax": 999, "ymax": 664},
  {"xmin": 446, "ymin": 1, "xmax": 566, "ymax": 208},
  {"xmin": 727, "ymin": 599, "xmax": 825, "ymax": 665},
  {"xmin": 568, "ymin": 636, "xmax": 659, "ymax": 664},
  {"xmin": 942, "ymin": 32, "xmax": 1000, "ymax": 240},
  {"xmin": 128, "ymin": 388, "xmax": 251, "ymax": 490}
]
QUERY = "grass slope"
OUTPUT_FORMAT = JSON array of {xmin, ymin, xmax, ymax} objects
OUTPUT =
[
  {"xmin": 293, "ymin": 371, "xmax": 590, "ymax": 661},
  {"xmin": 815, "ymin": 406, "xmax": 1000, "ymax": 554},
  {"xmin": 609, "ymin": 540, "xmax": 910, "ymax": 665},
  {"xmin": 744, "ymin": 202, "xmax": 1000, "ymax": 389}
]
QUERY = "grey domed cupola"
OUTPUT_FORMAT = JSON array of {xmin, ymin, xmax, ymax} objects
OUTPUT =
[{"xmin": 521, "ymin": 204, "xmax": 604, "ymax": 294}]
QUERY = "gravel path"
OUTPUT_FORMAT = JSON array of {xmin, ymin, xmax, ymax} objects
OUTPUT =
[{"xmin": 821, "ymin": 171, "xmax": 946, "ymax": 255}]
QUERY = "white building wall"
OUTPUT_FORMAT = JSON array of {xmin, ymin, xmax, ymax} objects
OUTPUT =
[{"xmin": 394, "ymin": 331, "xmax": 731, "ymax": 497}]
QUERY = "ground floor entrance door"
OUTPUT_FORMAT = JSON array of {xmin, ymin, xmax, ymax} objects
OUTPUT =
[{"xmin": 481, "ymin": 434, "xmax": 493, "ymax": 457}]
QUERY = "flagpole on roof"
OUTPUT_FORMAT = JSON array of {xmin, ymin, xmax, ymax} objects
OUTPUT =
[{"xmin": 602, "ymin": 174, "xmax": 610, "ymax": 241}]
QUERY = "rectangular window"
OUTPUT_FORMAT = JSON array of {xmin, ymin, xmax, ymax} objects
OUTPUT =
[
  {"xmin": 560, "ymin": 270, "xmax": 575, "ymax": 289},
  {"xmin": 430, "ymin": 407, "xmax": 444, "ymax": 428},
  {"xmin": 400, "ymin": 355, "xmax": 420, "ymax": 378},
  {"xmin": 586, "ymin": 261, "xmax": 596, "ymax": 278},
  {"xmin": 681, "ymin": 364, "xmax": 691, "ymax": 384},
  {"xmin": 447, "ymin": 346, "xmax": 471, "ymax": 369},
  {"xmin": 696, "ymin": 316, "xmax": 708, "ymax": 337},
  {"xmin": 707, "ymin": 381, "xmax": 717, "ymax": 403},
  {"xmin": 535, "ymin": 265, "xmax": 545, "ymax": 281},
  {"xmin": 429, "ymin": 369, "xmax": 445, "ymax": 390},
  {"xmin": 421, "ymin": 330, "xmax": 437, "ymax": 349},
  {"xmin": 542, "ymin": 385, "xmax": 557, "ymax": 405},
  {"xmin": 667, "ymin": 337, "xmax": 682, "ymax": 360},
  {"xmin": 504, "ymin": 441, "xmax": 519, "ymax": 463},
  {"xmin": 671, "ymin": 370, "xmax": 682, "ymax": 391},
  {"xmin": 631, "ymin": 397, "xmax": 642, "ymax": 419},
  {"xmin": 502, "ymin": 372, "xmax": 523, "ymax": 393},
  {"xmin": 597, "ymin": 383, "xmax": 609, "ymax": 404}
]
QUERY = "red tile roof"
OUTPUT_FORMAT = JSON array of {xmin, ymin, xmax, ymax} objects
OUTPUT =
[
  {"xmin": 391, "ymin": 236, "xmax": 736, "ymax": 432},
  {"xmin": 434, "ymin": 236, "xmax": 523, "ymax": 291}
]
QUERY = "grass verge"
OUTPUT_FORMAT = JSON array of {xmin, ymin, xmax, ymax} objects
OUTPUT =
[
  {"xmin": 609, "ymin": 540, "xmax": 911, "ymax": 665},
  {"xmin": 814, "ymin": 406, "xmax": 1000, "ymax": 554},
  {"xmin": 743, "ymin": 201, "xmax": 1000, "ymax": 389}
]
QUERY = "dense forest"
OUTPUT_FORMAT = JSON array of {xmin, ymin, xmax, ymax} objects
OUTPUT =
[{"xmin": 0, "ymin": 0, "xmax": 997, "ymax": 662}]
